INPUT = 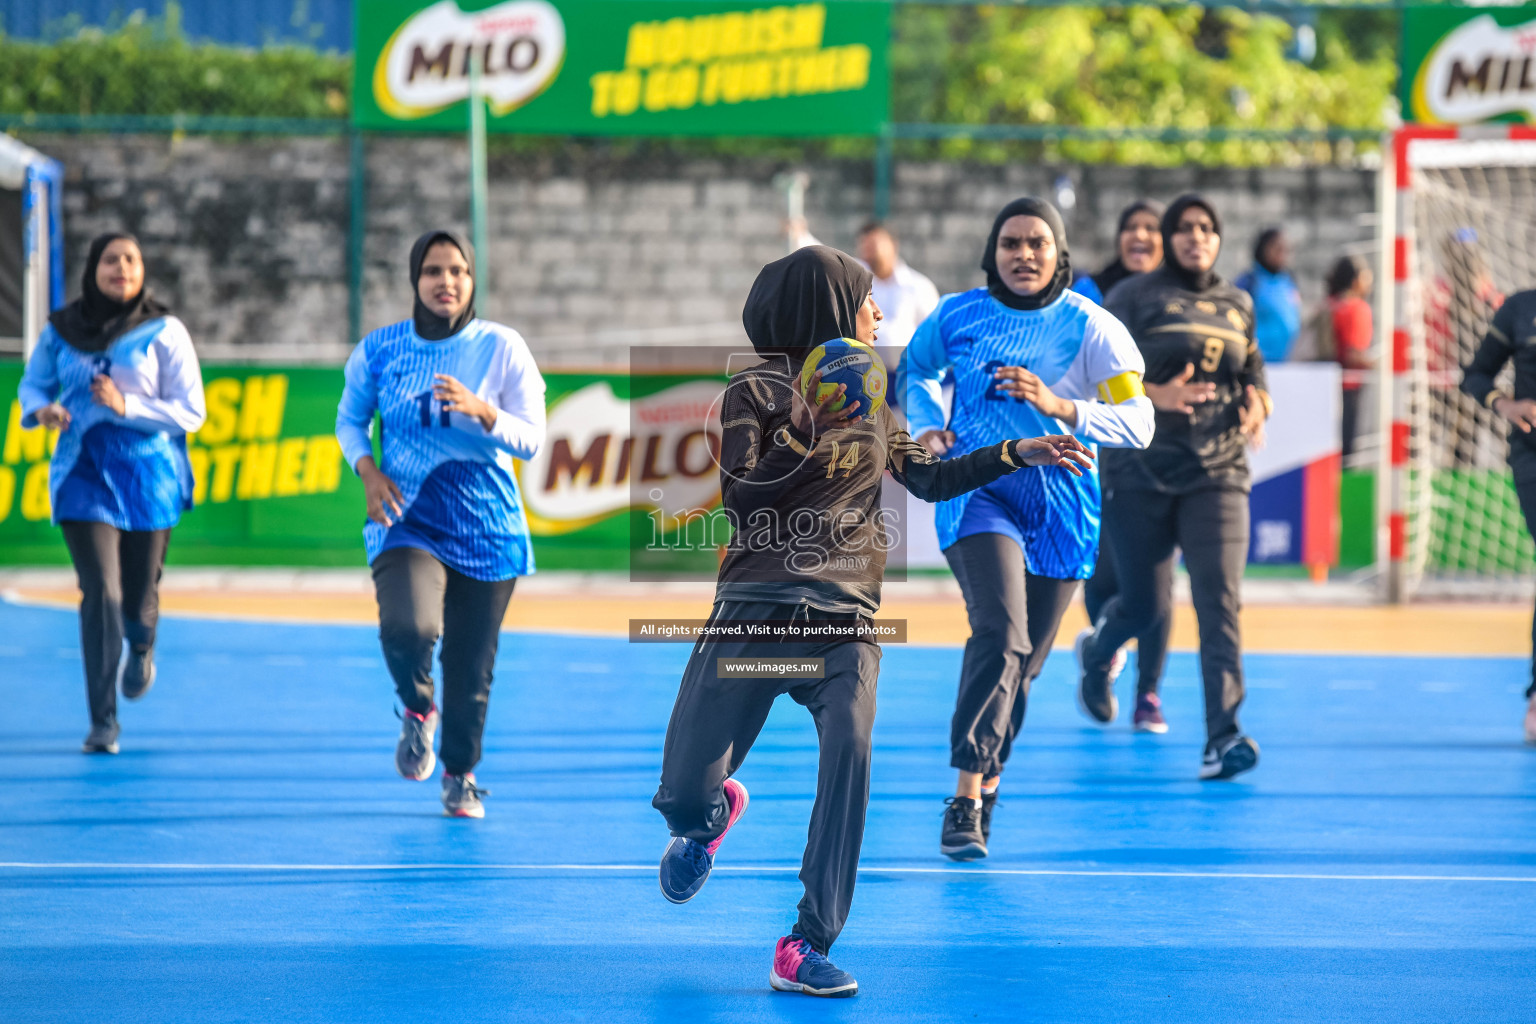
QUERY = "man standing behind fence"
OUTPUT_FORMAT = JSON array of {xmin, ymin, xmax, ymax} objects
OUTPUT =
[{"xmin": 790, "ymin": 219, "xmax": 940, "ymax": 352}]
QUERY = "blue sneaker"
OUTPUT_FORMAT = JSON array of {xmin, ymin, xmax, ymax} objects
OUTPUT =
[
  {"xmin": 771, "ymin": 933, "xmax": 858, "ymax": 998},
  {"xmin": 658, "ymin": 778, "xmax": 748, "ymax": 904}
]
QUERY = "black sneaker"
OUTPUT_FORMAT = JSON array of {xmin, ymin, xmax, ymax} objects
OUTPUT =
[
  {"xmin": 82, "ymin": 722, "xmax": 120, "ymax": 754},
  {"xmin": 1200, "ymin": 735, "xmax": 1260, "ymax": 781},
  {"xmin": 940, "ymin": 797, "xmax": 988, "ymax": 861},
  {"xmin": 1074, "ymin": 628, "xmax": 1118, "ymax": 725},
  {"xmin": 121, "ymin": 646, "xmax": 155, "ymax": 701},
  {"xmin": 979, "ymin": 789, "xmax": 998, "ymax": 844}
]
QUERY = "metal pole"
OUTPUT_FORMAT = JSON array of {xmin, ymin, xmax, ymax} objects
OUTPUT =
[
  {"xmin": 347, "ymin": 128, "xmax": 365, "ymax": 345},
  {"xmin": 772, "ymin": 171, "xmax": 809, "ymax": 254},
  {"xmin": 1374, "ymin": 131, "xmax": 1401, "ymax": 604},
  {"xmin": 874, "ymin": 124, "xmax": 892, "ymax": 221},
  {"xmin": 468, "ymin": 48, "xmax": 490, "ymax": 289}
]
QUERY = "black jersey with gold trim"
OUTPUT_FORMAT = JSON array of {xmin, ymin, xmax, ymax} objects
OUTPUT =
[
  {"xmin": 1463, "ymin": 289, "xmax": 1536, "ymax": 471},
  {"xmin": 1102, "ymin": 265, "xmax": 1270, "ymax": 494},
  {"xmin": 713, "ymin": 360, "xmax": 1023, "ymax": 615}
]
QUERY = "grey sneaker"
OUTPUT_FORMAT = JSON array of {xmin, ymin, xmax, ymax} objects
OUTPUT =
[
  {"xmin": 395, "ymin": 706, "xmax": 438, "ymax": 781},
  {"xmin": 442, "ymin": 772, "xmax": 489, "ymax": 818},
  {"xmin": 82, "ymin": 722, "xmax": 120, "ymax": 755},
  {"xmin": 122, "ymin": 647, "xmax": 155, "ymax": 701}
]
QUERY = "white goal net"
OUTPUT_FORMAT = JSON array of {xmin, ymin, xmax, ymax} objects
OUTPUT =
[{"xmin": 1395, "ymin": 133, "xmax": 1536, "ymax": 600}]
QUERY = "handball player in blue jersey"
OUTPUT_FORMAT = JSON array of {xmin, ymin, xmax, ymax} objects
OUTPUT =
[
  {"xmin": 900, "ymin": 199, "xmax": 1154, "ymax": 860},
  {"xmin": 336, "ymin": 230, "xmax": 546, "ymax": 818},
  {"xmin": 19, "ymin": 233, "xmax": 206, "ymax": 755}
]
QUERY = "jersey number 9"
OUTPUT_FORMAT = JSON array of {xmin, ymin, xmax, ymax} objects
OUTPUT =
[{"xmin": 1200, "ymin": 338, "xmax": 1224, "ymax": 373}]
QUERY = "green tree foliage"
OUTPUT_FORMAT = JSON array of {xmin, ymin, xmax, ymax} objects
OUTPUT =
[
  {"xmin": 891, "ymin": 4, "xmax": 1397, "ymax": 165},
  {"xmin": 0, "ymin": 8, "xmax": 349, "ymax": 120}
]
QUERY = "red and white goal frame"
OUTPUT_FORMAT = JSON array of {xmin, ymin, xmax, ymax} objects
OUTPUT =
[{"xmin": 1378, "ymin": 125, "xmax": 1536, "ymax": 603}]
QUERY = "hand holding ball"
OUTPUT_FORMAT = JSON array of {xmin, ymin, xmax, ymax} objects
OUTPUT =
[{"xmin": 797, "ymin": 339, "xmax": 887, "ymax": 423}]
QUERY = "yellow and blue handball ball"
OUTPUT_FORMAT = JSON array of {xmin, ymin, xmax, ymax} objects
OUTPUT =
[{"xmin": 798, "ymin": 338, "xmax": 887, "ymax": 419}]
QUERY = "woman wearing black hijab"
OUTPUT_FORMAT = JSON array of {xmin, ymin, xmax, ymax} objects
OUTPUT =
[
  {"xmin": 652, "ymin": 245, "xmax": 1092, "ymax": 998},
  {"xmin": 335, "ymin": 229, "xmax": 547, "ymax": 819},
  {"xmin": 1075, "ymin": 195, "xmax": 1270, "ymax": 781},
  {"xmin": 1071, "ymin": 198, "xmax": 1166, "ymax": 305},
  {"xmin": 1072, "ymin": 198, "xmax": 1176, "ymax": 733},
  {"xmin": 18, "ymin": 232, "xmax": 206, "ymax": 754},
  {"xmin": 899, "ymin": 198, "xmax": 1152, "ymax": 860}
]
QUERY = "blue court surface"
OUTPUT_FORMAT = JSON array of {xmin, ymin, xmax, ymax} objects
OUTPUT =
[{"xmin": 2, "ymin": 596, "xmax": 1533, "ymax": 1023}]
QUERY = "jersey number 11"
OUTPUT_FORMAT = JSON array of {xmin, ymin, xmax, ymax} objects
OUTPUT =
[{"xmin": 414, "ymin": 390, "xmax": 451, "ymax": 428}]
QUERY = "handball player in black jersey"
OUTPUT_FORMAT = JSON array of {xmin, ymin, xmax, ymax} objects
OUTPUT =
[
  {"xmin": 651, "ymin": 245, "xmax": 1092, "ymax": 997},
  {"xmin": 1075, "ymin": 194, "xmax": 1270, "ymax": 781},
  {"xmin": 1461, "ymin": 290, "xmax": 1536, "ymax": 743}
]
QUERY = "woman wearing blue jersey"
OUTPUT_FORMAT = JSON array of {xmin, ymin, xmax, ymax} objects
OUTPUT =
[
  {"xmin": 19, "ymin": 232, "xmax": 206, "ymax": 755},
  {"xmin": 336, "ymin": 230, "xmax": 546, "ymax": 818},
  {"xmin": 901, "ymin": 198, "xmax": 1155, "ymax": 860}
]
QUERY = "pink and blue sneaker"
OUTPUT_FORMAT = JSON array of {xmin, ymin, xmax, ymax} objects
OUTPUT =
[
  {"xmin": 658, "ymin": 777, "xmax": 748, "ymax": 904},
  {"xmin": 770, "ymin": 932, "xmax": 858, "ymax": 998}
]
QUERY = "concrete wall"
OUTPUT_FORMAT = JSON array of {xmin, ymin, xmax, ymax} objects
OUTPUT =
[{"xmin": 29, "ymin": 133, "xmax": 1378, "ymax": 365}]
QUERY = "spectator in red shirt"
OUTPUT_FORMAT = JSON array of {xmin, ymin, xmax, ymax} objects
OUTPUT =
[{"xmin": 1326, "ymin": 255, "xmax": 1373, "ymax": 459}]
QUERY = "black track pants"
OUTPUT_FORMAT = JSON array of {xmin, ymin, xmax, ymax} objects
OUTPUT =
[
  {"xmin": 1515, "ymin": 473, "xmax": 1536, "ymax": 700},
  {"xmin": 653, "ymin": 600, "xmax": 880, "ymax": 955},
  {"xmin": 945, "ymin": 533, "xmax": 1080, "ymax": 778},
  {"xmin": 1341, "ymin": 387, "xmax": 1363, "ymax": 461},
  {"xmin": 1082, "ymin": 536, "xmax": 1172, "ymax": 698},
  {"xmin": 371, "ymin": 546, "xmax": 516, "ymax": 776},
  {"xmin": 1084, "ymin": 487, "xmax": 1249, "ymax": 750},
  {"xmin": 60, "ymin": 521, "xmax": 170, "ymax": 729}
]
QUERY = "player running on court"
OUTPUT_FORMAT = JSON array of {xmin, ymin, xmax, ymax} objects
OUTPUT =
[
  {"xmin": 18, "ymin": 232, "xmax": 206, "ymax": 755},
  {"xmin": 1074, "ymin": 199, "xmax": 1179, "ymax": 733},
  {"xmin": 652, "ymin": 245, "xmax": 1093, "ymax": 998},
  {"xmin": 336, "ymin": 229, "xmax": 546, "ymax": 818},
  {"xmin": 1460, "ymin": 289, "xmax": 1536, "ymax": 742},
  {"xmin": 901, "ymin": 198, "xmax": 1154, "ymax": 861},
  {"xmin": 1075, "ymin": 194, "xmax": 1269, "ymax": 781}
]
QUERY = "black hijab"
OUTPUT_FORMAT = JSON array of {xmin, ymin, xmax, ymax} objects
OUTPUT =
[
  {"xmin": 1161, "ymin": 193, "xmax": 1224, "ymax": 293},
  {"xmin": 981, "ymin": 197, "xmax": 1073, "ymax": 311},
  {"xmin": 742, "ymin": 245, "xmax": 871, "ymax": 357},
  {"xmin": 48, "ymin": 232, "xmax": 169, "ymax": 353},
  {"xmin": 1253, "ymin": 226, "xmax": 1285, "ymax": 275},
  {"xmin": 409, "ymin": 229, "xmax": 477, "ymax": 341},
  {"xmin": 1092, "ymin": 199, "xmax": 1165, "ymax": 297}
]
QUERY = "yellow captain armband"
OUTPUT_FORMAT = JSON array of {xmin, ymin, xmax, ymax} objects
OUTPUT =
[{"xmin": 1096, "ymin": 371, "xmax": 1146, "ymax": 405}]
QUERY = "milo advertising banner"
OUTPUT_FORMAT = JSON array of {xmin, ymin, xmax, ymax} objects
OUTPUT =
[
  {"xmin": 1404, "ymin": 4, "xmax": 1536, "ymax": 125},
  {"xmin": 0, "ymin": 363, "xmax": 723, "ymax": 572},
  {"xmin": 354, "ymin": 0, "xmax": 889, "ymax": 135}
]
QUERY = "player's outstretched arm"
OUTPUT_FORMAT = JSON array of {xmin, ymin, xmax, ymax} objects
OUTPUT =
[{"xmin": 888, "ymin": 423, "xmax": 1093, "ymax": 504}]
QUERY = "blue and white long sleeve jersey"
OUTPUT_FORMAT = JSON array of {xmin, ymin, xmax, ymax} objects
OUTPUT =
[
  {"xmin": 335, "ymin": 318, "xmax": 546, "ymax": 581},
  {"xmin": 900, "ymin": 288, "xmax": 1153, "ymax": 576},
  {"xmin": 18, "ymin": 317, "xmax": 205, "ymax": 530}
]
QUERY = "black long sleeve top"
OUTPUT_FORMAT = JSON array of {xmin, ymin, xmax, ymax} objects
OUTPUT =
[
  {"xmin": 1101, "ymin": 265, "xmax": 1270, "ymax": 494},
  {"xmin": 1462, "ymin": 289, "xmax": 1536, "ymax": 470},
  {"xmin": 714, "ymin": 361, "xmax": 1023, "ymax": 615}
]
